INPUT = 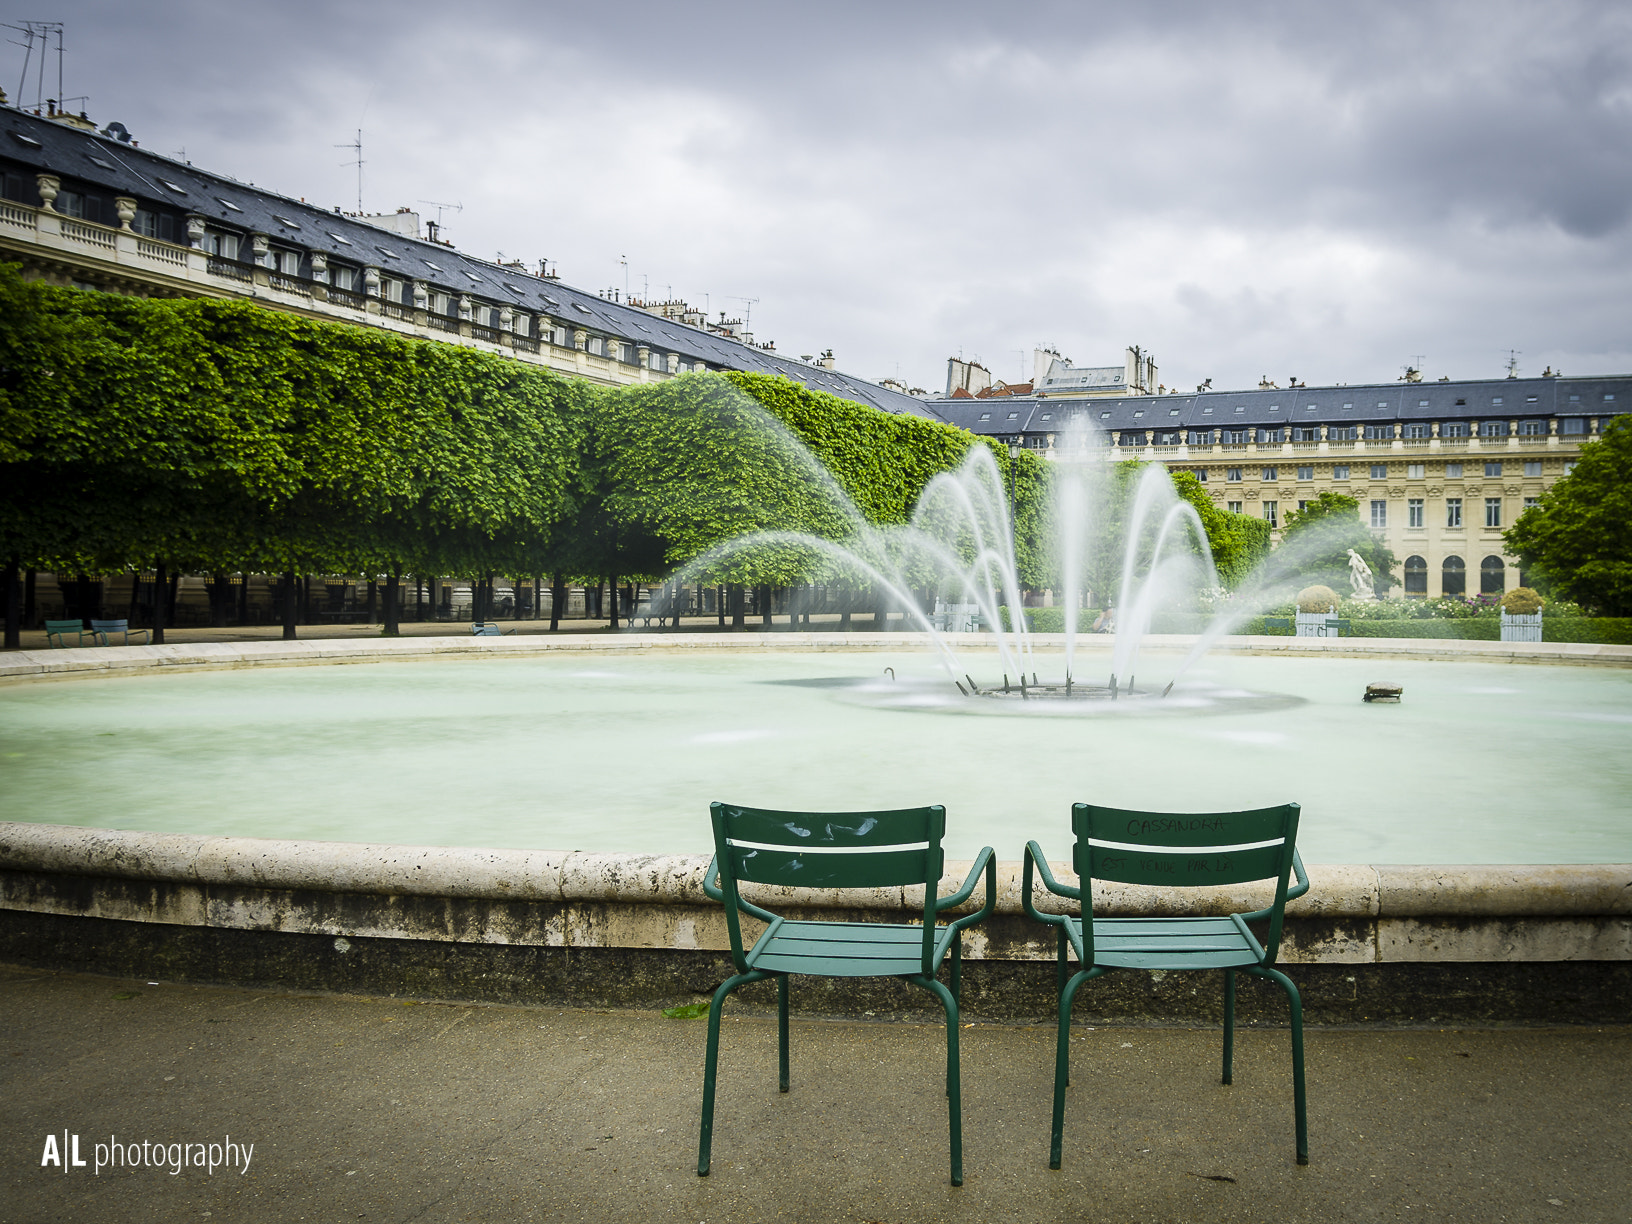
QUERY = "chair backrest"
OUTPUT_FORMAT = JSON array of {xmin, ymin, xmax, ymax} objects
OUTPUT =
[
  {"xmin": 471, "ymin": 622, "xmax": 500, "ymax": 636},
  {"xmin": 89, "ymin": 619, "xmax": 128, "ymax": 633},
  {"xmin": 1072, "ymin": 801, "xmax": 1302, "ymax": 960},
  {"xmin": 45, "ymin": 620, "xmax": 83, "ymax": 631},
  {"xmin": 709, "ymin": 801, "xmax": 946, "ymax": 974}
]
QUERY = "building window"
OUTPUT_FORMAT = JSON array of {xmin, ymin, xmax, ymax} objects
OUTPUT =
[
  {"xmin": 1370, "ymin": 500, "xmax": 1387, "ymax": 528},
  {"xmin": 1447, "ymin": 498, "xmax": 1463, "ymax": 528},
  {"xmin": 1189, "ymin": 429, "xmax": 1214, "ymax": 445},
  {"xmin": 1227, "ymin": 501, "xmax": 1243, "ymax": 514},
  {"xmin": 1194, "ymin": 468, "xmax": 1208, "ymax": 481},
  {"xmin": 1404, "ymin": 555, "xmax": 1428, "ymax": 595},
  {"xmin": 1523, "ymin": 460, "xmax": 1541, "ymax": 477},
  {"xmin": 1408, "ymin": 499, "xmax": 1424, "ymax": 528},
  {"xmin": 978, "ymin": 413, "xmax": 990, "ymax": 421},
  {"xmin": 1224, "ymin": 429, "xmax": 1248, "ymax": 444},
  {"xmin": 1484, "ymin": 461, "xmax": 1502, "ymax": 477},
  {"xmin": 1481, "ymin": 420, "xmax": 1509, "ymax": 438},
  {"xmin": 202, "ymin": 230, "xmax": 240, "ymax": 260},
  {"xmin": 1442, "ymin": 555, "xmax": 1466, "ymax": 595},
  {"xmin": 1328, "ymin": 426, "xmax": 1356, "ymax": 441},
  {"xmin": 1560, "ymin": 418, "xmax": 1585, "ymax": 435},
  {"xmin": 1262, "ymin": 466, "xmax": 1277, "ymax": 480},
  {"xmin": 1407, "ymin": 463, "xmax": 1424, "ymax": 479},
  {"xmin": 1442, "ymin": 422, "xmax": 1469, "ymax": 438},
  {"xmin": 1491, "ymin": 396, "xmax": 1504, "ymax": 406},
  {"xmin": 1485, "ymin": 497, "xmax": 1502, "ymax": 528},
  {"xmin": 1405, "ymin": 423, "xmax": 1430, "ymax": 439},
  {"xmin": 1263, "ymin": 501, "xmax": 1279, "ymax": 528},
  {"xmin": 1370, "ymin": 464, "xmax": 1388, "ymax": 479},
  {"xmin": 1563, "ymin": 460, "xmax": 1577, "ymax": 475},
  {"xmin": 1524, "ymin": 497, "xmax": 1540, "ymax": 510},
  {"xmin": 1258, "ymin": 428, "xmax": 1284, "ymax": 444},
  {"xmin": 1364, "ymin": 424, "xmax": 1394, "ymax": 440},
  {"xmin": 1294, "ymin": 426, "xmax": 1318, "ymax": 441},
  {"xmin": 1297, "ymin": 500, "xmax": 1308, "ymax": 511},
  {"xmin": 1296, "ymin": 465, "xmax": 1313, "ymax": 480},
  {"xmin": 1480, "ymin": 555, "xmax": 1506, "ymax": 594},
  {"xmin": 1446, "ymin": 462, "xmax": 1463, "ymax": 477},
  {"xmin": 1332, "ymin": 464, "xmax": 1351, "ymax": 479},
  {"xmin": 1227, "ymin": 467, "xmax": 1242, "ymax": 482},
  {"xmin": 1519, "ymin": 420, "xmax": 1546, "ymax": 436}
]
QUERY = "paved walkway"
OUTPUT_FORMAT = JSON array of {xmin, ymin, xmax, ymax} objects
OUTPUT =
[{"xmin": 3, "ymin": 966, "xmax": 1627, "ymax": 1223}]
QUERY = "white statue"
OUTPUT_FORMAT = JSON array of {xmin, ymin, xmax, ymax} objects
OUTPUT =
[{"xmin": 1347, "ymin": 548, "xmax": 1376, "ymax": 601}]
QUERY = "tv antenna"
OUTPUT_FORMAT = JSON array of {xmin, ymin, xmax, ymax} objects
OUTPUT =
[
  {"xmin": 724, "ymin": 296, "xmax": 760, "ymax": 327},
  {"xmin": 5, "ymin": 20, "xmax": 65, "ymax": 112},
  {"xmin": 335, "ymin": 129, "xmax": 364, "ymax": 213},
  {"xmin": 1504, "ymin": 349, "xmax": 1521, "ymax": 379},
  {"xmin": 417, "ymin": 199, "xmax": 461, "ymax": 242}
]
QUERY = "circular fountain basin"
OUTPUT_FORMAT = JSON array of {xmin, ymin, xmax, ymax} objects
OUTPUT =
[{"xmin": 1, "ymin": 648, "xmax": 1627, "ymax": 865}]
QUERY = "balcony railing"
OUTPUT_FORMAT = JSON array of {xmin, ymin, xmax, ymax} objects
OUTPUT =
[
  {"xmin": 470, "ymin": 324, "xmax": 500, "ymax": 343},
  {"xmin": 207, "ymin": 256, "xmax": 255, "ymax": 283},
  {"xmin": 326, "ymin": 285, "xmax": 366, "ymax": 309},
  {"xmin": 425, "ymin": 314, "xmax": 460, "ymax": 334},
  {"xmin": 136, "ymin": 238, "xmax": 188, "ymax": 268},
  {"xmin": 1, "ymin": 201, "xmax": 38, "ymax": 229},
  {"xmin": 381, "ymin": 301, "xmax": 411, "ymax": 321},
  {"xmin": 60, "ymin": 217, "xmax": 116, "ymax": 251},
  {"xmin": 511, "ymin": 335, "xmax": 540, "ymax": 354},
  {"xmin": 269, "ymin": 272, "xmax": 312, "ymax": 296}
]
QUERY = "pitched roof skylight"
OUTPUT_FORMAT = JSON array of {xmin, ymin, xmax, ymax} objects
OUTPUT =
[
  {"xmin": 9, "ymin": 131, "xmax": 43, "ymax": 148},
  {"xmin": 160, "ymin": 179, "xmax": 188, "ymax": 195},
  {"xmin": 327, "ymin": 232, "xmax": 351, "ymax": 245},
  {"xmin": 272, "ymin": 214, "xmax": 300, "ymax": 229},
  {"xmin": 216, "ymin": 198, "xmax": 242, "ymax": 212}
]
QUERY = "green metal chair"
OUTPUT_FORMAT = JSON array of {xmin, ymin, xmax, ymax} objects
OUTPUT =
[
  {"xmin": 1023, "ymin": 802, "xmax": 1311, "ymax": 1168},
  {"xmin": 699, "ymin": 801, "xmax": 996, "ymax": 1186}
]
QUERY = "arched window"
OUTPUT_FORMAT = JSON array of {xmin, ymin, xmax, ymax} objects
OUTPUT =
[
  {"xmin": 1481, "ymin": 555, "xmax": 1506, "ymax": 595},
  {"xmin": 1442, "ymin": 555, "xmax": 1466, "ymax": 596},
  {"xmin": 1404, "ymin": 555, "xmax": 1427, "ymax": 596}
]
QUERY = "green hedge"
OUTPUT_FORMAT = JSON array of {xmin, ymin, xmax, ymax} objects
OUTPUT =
[{"xmin": 1242, "ymin": 617, "xmax": 1632, "ymax": 644}]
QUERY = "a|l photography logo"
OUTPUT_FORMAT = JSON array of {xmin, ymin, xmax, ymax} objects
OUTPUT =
[{"xmin": 39, "ymin": 1132, "xmax": 254, "ymax": 1176}]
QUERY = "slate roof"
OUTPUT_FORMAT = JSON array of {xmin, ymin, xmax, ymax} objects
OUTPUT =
[
  {"xmin": 0, "ymin": 106, "xmax": 937, "ymax": 420},
  {"xmin": 932, "ymin": 376, "xmax": 1631, "ymax": 437}
]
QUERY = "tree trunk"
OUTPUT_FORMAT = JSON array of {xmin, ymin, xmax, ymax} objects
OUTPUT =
[
  {"xmin": 729, "ymin": 583, "xmax": 746, "ymax": 629},
  {"xmin": 24, "ymin": 569, "xmax": 37, "ymax": 629},
  {"xmin": 127, "ymin": 570, "xmax": 140, "ymax": 620},
  {"xmin": 3, "ymin": 556, "xmax": 19, "ymax": 650},
  {"xmin": 759, "ymin": 584, "xmax": 773, "ymax": 628},
  {"xmin": 282, "ymin": 572, "xmax": 298, "ymax": 640},
  {"xmin": 366, "ymin": 579, "xmax": 378, "ymax": 624},
  {"xmin": 238, "ymin": 574, "xmax": 249, "ymax": 624},
  {"xmin": 550, "ymin": 573, "xmax": 565, "ymax": 631},
  {"xmin": 382, "ymin": 572, "xmax": 400, "ymax": 636},
  {"xmin": 152, "ymin": 563, "xmax": 168, "ymax": 645},
  {"xmin": 300, "ymin": 576, "xmax": 312, "ymax": 625},
  {"xmin": 872, "ymin": 584, "xmax": 888, "ymax": 632},
  {"xmin": 609, "ymin": 575, "xmax": 620, "ymax": 629},
  {"xmin": 717, "ymin": 585, "xmax": 726, "ymax": 628}
]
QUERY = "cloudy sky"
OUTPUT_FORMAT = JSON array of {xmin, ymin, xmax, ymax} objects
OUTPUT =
[{"xmin": 21, "ymin": 0, "xmax": 1632, "ymax": 394}]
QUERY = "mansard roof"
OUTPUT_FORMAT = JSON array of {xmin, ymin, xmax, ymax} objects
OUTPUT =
[{"xmin": 1, "ymin": 106, "xmax": 933, "ymax": 419}]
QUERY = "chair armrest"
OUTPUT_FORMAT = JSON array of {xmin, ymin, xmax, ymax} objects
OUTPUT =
[
  {"xmin": 1238, "ymin": 848, "xmax": 1310, "ymax": 923},
  {"xmin": 703, "ymin": 854, "xmax": 781, "ymax": 925},
  {"xmin": 935, "ymin": 846, "xmax": 997, "ymax": 933},
  {"xmin": 1022, "ymin": 840, "xmax": 1080, "ymax": 927}
]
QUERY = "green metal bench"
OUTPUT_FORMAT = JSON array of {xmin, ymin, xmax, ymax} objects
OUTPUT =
[
  {"xmin": 1024, "ymin": 801, "xmax": 1310, "ymax": 1167},
  {"xmin": 43, "ymin": 619, "xmax": 95, "ymax": 647},
  {"xmin": 89, "ymin": 618, "xmax": 150, "ymax": 646},
  {"xmin": 470, "ymin": 621, "xmax": 514, "ymax": 636},
  {"xmin": 700, "ymin": 801, "xmax": 996, "ymax": 1186},
  {"xmin": 1262, "ymin": 616, "xmax": 1293, "ymax": 633}
]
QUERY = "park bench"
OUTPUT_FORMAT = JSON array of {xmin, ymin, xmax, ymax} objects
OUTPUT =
[
  {"xmin": 470, "ymin": 621, "xmax": 514, "ymax": 636},
  {"xmin": 1262, "ymin": 616, "xmax": 1292, "ymax": 633},
  {"xmin": 44, "ymin": 619, "xmax": 96, "ymax": 647},
  {"xmin": 89, "ymin": 619, "xmax": 151, "ymax": 646}
]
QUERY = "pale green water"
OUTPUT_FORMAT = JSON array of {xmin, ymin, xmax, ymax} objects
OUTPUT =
[{"xmin": 1, "ymin": 651, "xmax": 1627, "ymax": 864}]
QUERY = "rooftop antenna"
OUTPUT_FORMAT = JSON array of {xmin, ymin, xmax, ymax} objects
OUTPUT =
[
  {"xmin": 619, "ymin": 255, "xmax": 628, "ymax": 301},
  {"xmin": 5, "ymin": 20, "xmax": 64, "ymax": 112},
  {"xmin": 1504, "ymin": 349, "xmax": 1521, "ymax": 379},
  {"xmin": 417, "ymin": 199, "xmax": 461, "ymax": 242},
  {"xmin": 335, "ymin": 129, "xmax": 364, "ymax": 213},
  {"xmin": 724, "ymin": 296, "xmax": 760, "ymax": 327}
]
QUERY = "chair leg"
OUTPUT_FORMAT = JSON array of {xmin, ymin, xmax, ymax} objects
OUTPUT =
[
  {"xmin": 910, "ymin": 974, "xmax": 963, "ymax": 1187},
  {"xmin": 1222, "ymin": 969, "xmax": 1236, "ymax": 1086},
  {"xmin": 1051, "ymin": 967, "xmax": 1098, "ymax": 1171},
  {"xmin": 698, "ymin": 969, "xmax": 771, "ymax": 1178},
  {"xmin": 949, "ymin": 936, "xmax": 962, "ymax": 1002},
  {"xmin": 1248, "ymin": 965, "xmax": 1308, "ymax": 1166},
  {"xmin": 777, "ymin": 974, "xmax": 790, "ymax": 1094}
]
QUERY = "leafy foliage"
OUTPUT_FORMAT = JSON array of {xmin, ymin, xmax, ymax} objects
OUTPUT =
[
  {"xmin": 1505, "ymin": 417, "xmax": 1632, "ymax": 615},
  {"xmin": 1277, "ymin": 490, "xmax": 1398, "ymax": 593}
]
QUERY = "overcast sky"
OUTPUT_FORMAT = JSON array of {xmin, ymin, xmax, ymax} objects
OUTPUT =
[{"xmin": 19, "ymin": 0, "xmax": 1632, "ymax": 394}]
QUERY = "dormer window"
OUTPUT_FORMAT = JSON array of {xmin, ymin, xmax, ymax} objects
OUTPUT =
[{"xmin": 978, "ymin": 413, "xmax": 991, "ymax": 421}]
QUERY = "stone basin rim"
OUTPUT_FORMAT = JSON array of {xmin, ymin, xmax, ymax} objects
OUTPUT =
[{"xmin": 2, "ymin": 630, "xmax": 1630, "ymax": 687}]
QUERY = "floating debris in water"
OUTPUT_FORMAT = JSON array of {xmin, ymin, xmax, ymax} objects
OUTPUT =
[{"xmin": 1363, "ymin": 684, "xmax": 1403, "ymax": 703}]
